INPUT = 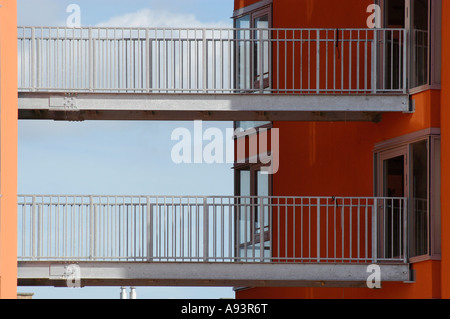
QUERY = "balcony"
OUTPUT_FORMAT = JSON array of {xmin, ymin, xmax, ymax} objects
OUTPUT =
[
  {"xmin": 17, "ymin": 195, "xmax": 411, "ymax": 288},
  {"xmin": 18, "ymin": 27, "xmax": 411, "ymax": 122}
]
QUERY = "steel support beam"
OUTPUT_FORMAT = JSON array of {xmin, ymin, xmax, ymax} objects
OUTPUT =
[
  {"xmin": 18, "ymin": 262, "xmax": 411, "ymax": 288},
  {"xmin": 18, "ymin": 92, "xmax": 410, "ymax": 122}
]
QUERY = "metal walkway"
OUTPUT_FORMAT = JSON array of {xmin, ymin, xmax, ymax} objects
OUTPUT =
[
  {"xmin": 16, "ymin": 26, "xmax": 413, "ymax": 287},
  {"xmin": 17, "ymin": 195, "xmax": 411, "ymax": 287},
  {"xmin": 18, "ymin": 27, "xmax": 410, "ymax": 122}
]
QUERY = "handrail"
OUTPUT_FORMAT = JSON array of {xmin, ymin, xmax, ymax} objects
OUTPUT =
[
  {"xmin": 18, "ymin": 195, "xmax": 408, "ymax": 264},
  {"xmin": 18, "ymin": 27, "xmax": 408, "ymax": 95}
]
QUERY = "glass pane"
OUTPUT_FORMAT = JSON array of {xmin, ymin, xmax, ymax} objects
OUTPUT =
[
  {"xmin": 235, "ymin": 12, "xmax": 271, "ymax": 133},
  {"xmin": 432, "ymin": 138, "xmax": 441, "ymax": 255},
  {"xmin": 235, "ymin": 121, "xmax": 271, "ymax": 131},
  {"xmin": 257, "ymin": 171, "xmax": 271, "ymax": 259},
  {"xmin": 239, "ymin": 170, "xmax": 251, "ymax": 197},
  {"xmin": 385, "ymin": 0, "xmax": 405, "ymax": 28},
  {"xmin": 383, "ymin": 155, "xmax": 404, "ymax": 197},
  {"xmin": 254, "ymin": 15, "xmax": 270, "ymax": 88},
  {"xmin": 238, "ymin": 170, "xmax": 252, "ymax": 259},
  {"xmin": 257, "ymin": 171, "xmax": 269, "ymax": 197},
  {"xmin": 257, "ymin": 171, "xmax": 270, "ymax": 229},
  {"xmin": 383, "ymin": 155, "xmax": 404, "ymax": 258},
  {"xmin": 411, "ymin": 0, "xmax": 429, "ymax": 88},
  {"xmin": 235, "ymin": 15, "xmax": 251, "ymax": 91},
  {"xmin": 384, "ymin": 0, "xmax": 405, "ymax": 90},
  {"xmin": 410, "ymin": 140, "xmax": 429, "ymax": 257}
]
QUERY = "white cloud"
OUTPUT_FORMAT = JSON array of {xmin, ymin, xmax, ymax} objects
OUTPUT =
[{"xmin": 96, "ymin": 8, "xmax": 231, "ymax": 29}]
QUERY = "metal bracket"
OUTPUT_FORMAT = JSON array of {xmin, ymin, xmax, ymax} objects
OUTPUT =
[
  {"xmin": 63, "ymin": 94, "xmax": 77, "ymax": 110},
  {"xmin": 49, "ymin": 94, "xmax": 78, "ymax": 111}
]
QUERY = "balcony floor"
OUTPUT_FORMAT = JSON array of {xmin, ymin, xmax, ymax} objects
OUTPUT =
[
  {"xmin": 18, "ymin": 92, "xmax": 411, "ymax": 122},
  {"xmin": 18, "ymin": 261, "xmax": 411, "ymax": 288}
]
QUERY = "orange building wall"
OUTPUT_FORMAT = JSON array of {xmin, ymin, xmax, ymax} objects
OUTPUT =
[
  {"xmin": 236, "ymin": 0, "xmax": 372, "ymax": 28},
  {"xmin": 235, "ymin": 0, "xmax": 444, "ymax": 299},
  {"xmin": 237, "ymin": 260, "xmax": 441, "ymax": 299},
  {"xmin": 235, "ymin": 0, "xmax": 261, "ymax": 9},
  {"xmin": 440, "ymin": 0, "xmax": 450, "ymax": 300},
  {"xmin": 256, "ymin": 91, "xmax": 441, "ymax": 299},
  {"xmin": 273, "ymin": 90, "xmax": 440, "ymax": 198},
  {"xmin": 0, "ymin": 0, "xmax": 18, "ymax": 299},
  {"xmin": 272, "ymin": 0, "xmax": 371, "ymax": 29}
]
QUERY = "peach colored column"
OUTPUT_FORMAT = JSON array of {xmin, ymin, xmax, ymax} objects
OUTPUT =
[{"xmin": 0, "ymin": 0, "xmax": 18, "ymax": 299}]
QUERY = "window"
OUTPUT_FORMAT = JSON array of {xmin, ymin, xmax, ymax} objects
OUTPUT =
[
  {"xmin": 381, "ymin": 0, "xmax": 437, "ymax": 90},
  {"xmin": 234, "ymin": 2, "xmax": 272, "ymax": 93},
  {"xmin": 383, "ymin": 0, "xmax": 406, "ymax": 90},
  {"xmin": 410, "ymin": 140, "xmax": 428, "ymax": 257},
  {"xmin": 411, "ymin": 0, "xmax": 430, "ymax": 88},
  {"xmin": 235, "ymin": 164, "xmax": 272, "ymax": 261},
  {"xmin": 374, "ymin": 130, "xmax": 441, "ymax": 261},
  {"xmin": 379, "ymin": 149, "xmax": 407, "ymax": 259},
  {"xmin": 234, "ymin": 1, "xmax": 272, "ymax": 131}
]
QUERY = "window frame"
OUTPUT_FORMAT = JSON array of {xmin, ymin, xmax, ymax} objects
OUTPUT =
[
  {"xmin": 234, "ymin": 2, "xmax": 272, "ymax": 92},
  {"xmin": 234, "ymin": 163, "xmax": 273, "ymax": 260},
  {"xmin": 376, "ymin": 147, "xmax": 409, "ymax": 259},
  {"xmin": 232, "ymin": 0, "xmax": 272, "ymax": 22},
  {"xmin": 374, "ymin": 128, "xmax": 441, "ymax": 262},
  {"xmin": 233, "ymin": 1, "xmax": 273, "ymax": 131},
  {"xmin": 377, "ymin": 0, "xmax": 441, "ymax": 92},
  {"xmin": 234, "ymin": 162, "xmax": 273, "ymax": 198}
]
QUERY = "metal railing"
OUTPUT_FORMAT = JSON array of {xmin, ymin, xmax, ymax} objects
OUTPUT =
[
  {"xmin": 18, "ymin": 195, "xmax": 408, "ymax": 264},
  {"xmin": 18, "ymin": 27, "xmax": 407, "ymax": 94}
]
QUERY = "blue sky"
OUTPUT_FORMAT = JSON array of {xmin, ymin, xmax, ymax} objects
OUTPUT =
[{"xmin": 17, "ymin": 0, "xmax": 236, "ymax": 300}]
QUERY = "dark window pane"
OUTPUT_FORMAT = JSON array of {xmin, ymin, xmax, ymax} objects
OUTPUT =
[
  {"xmin": 412, "ymin": 0, "xmax": 429, "ymax": 87},
  {"xmin": 383, "ymin": 155, "xmax": 404, "ymax": 258},
  {"xmin": 410, "ymin": 140, "xmax": 429, "ymax": 257}
]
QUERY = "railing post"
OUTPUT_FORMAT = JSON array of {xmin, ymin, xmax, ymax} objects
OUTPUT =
[
  {"xmin": 403, "ymin": 29, "xmax": 408, "ymax": 94},
  {"xmin": 403, "ymin": 198, "xmax": 408, "ymax": 264},
  {"xmin": 89, "ymin": 28, "xmax": 94, "ymax": 92},
  {"xmin": 259, "ymin": 29, "xmax": 264, "ymax": 94},
  {"xmin": 234, "ymin": 197, "xmax": 240, "ymax": 262},
  {"xmin": 372, "ymin": 199, "xmax": 378, "ymax": 264},
  {"xmin": 203, "ymin": 198, "xmax": 209, "ymax": 262},
  {"xmin": 371, "ymin": 29, "xmax": 378, "ymax": 93},
  {"xmin": 36, "ymin": 30, "xmax": 41, "ymax": 90},
  {"xmin": 31, "ymin": 196, "xmax": 36, "ymax": 260},
  {"xmin": 38, "ymin": 201, "xmax": 42, "ymax": 259},
  {"xmin": 146, "ymin": 197, "xmax": 153, "ymax": 262},
  {"xmin": 146, "ymin": 29, "xmax": 152, "ymax": 93},
  {"xmin": 89, "ymin": 196, "xmax": 94, "ymax": 260},
  {"xmin": 259, "ymin": 197, "xmax": 265, "ymax": 262},
  {"xmin": 317, "ymin": 198, "xmax": 321, "ymax": 262},
  {"xmin": 316, "ymin": 30, "xmax": 320, "ymax": 94},
  {"xmin": 202, "ymin": 29, "xmax": 208, "ymax": 93},
  {"xmin": 31, "ymin": 27, "xmax": 36, "ymax": 92}
]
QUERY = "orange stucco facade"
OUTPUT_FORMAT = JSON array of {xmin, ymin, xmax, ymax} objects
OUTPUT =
[
  {"xmin": 0, "ymin": 0, "xmax": 18, "ymax": 299},
  {"xmin": 235, "ymin": 0, "xmax": 448, "ymax": 299},
  {"xmin": 439, "ymin": 0, "xmax": 450, "ymax": 300},
  {"xmin": 0, "ymin": 0, "xmax": 448, "ymax": 300}
]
